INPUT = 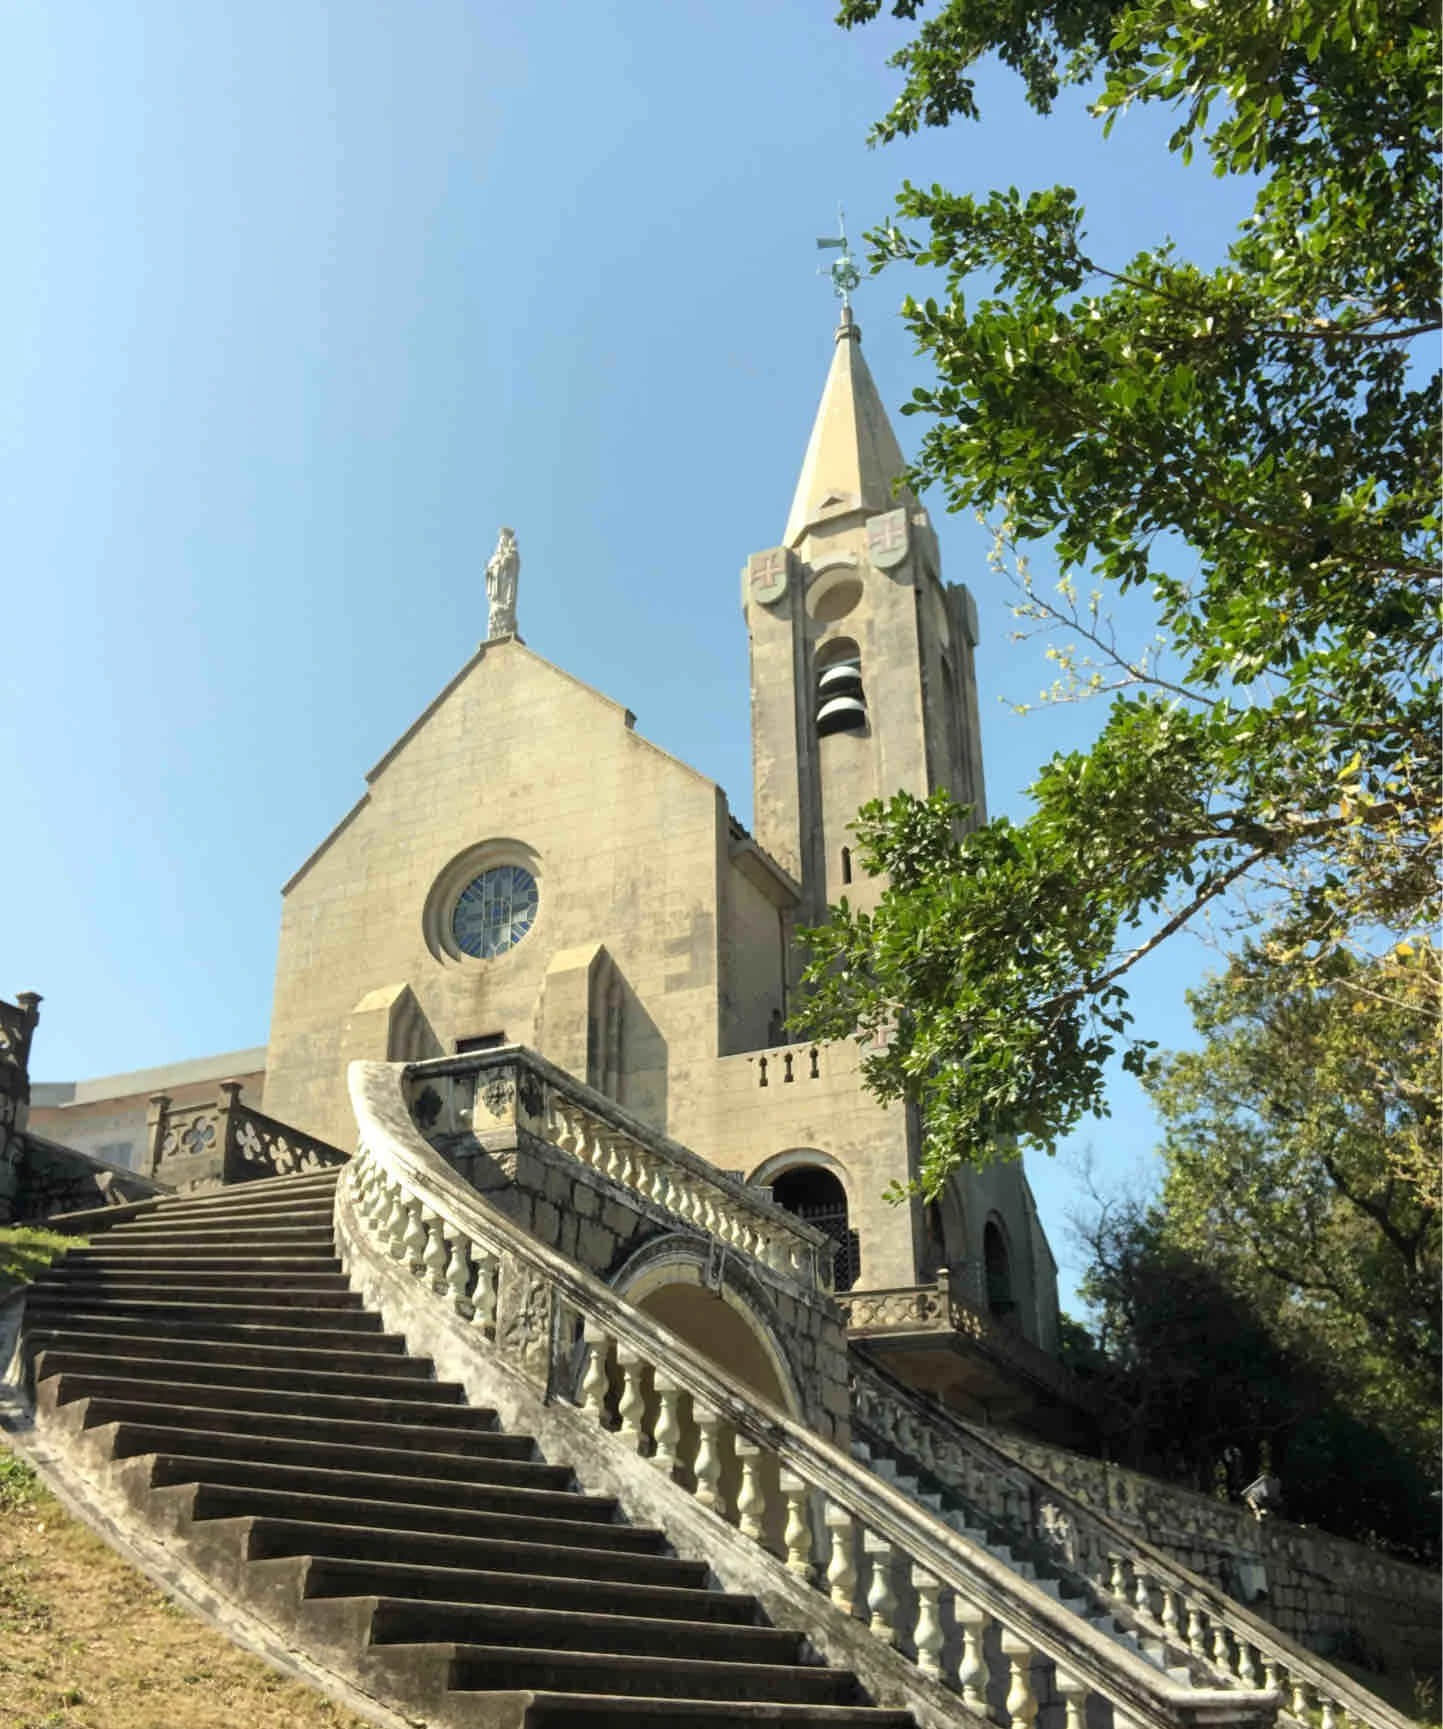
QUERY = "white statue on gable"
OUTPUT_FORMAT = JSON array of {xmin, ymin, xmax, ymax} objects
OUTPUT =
[{"xmin": 485, "ymin": 526, "xmax": 520, "ymax": 640}]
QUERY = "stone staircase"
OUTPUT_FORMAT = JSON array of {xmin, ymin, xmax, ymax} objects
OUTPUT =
[
  {"xmin": 18, "ymin": 1168, "xmax": 919, "ymax": 1729},
  {"xmin": 852, "ymin": 1440, "xmax": 1195, "ymax": 1687}
]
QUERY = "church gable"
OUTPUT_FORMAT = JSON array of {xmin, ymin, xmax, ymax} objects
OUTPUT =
[{"xmin": 264, "ymin": 637, "xmax": 734, "ymax": 1148}]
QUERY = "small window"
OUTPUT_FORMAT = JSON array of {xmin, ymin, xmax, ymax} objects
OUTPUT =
[
  {"xmin": 456, "ymin": 1031, "xmax": 506, "ymax": 1055},
  {"xmin": 841, "ymin": 846, "xmax": 852, "ymax": 884}
]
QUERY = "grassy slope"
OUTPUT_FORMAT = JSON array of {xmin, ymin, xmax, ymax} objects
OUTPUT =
[
  {"xmin": 0, "ymin": 1445, "xmax": 376, "ymax": 1729},
  {"xmin": 0, "ymin": 1226, "xmax": 83, "ymax": 1299}
]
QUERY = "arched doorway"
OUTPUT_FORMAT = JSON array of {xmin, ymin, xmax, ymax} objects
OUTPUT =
[{"xmin": 764, "ymin": 1161, "xmax": 861, "ymax": 1293}]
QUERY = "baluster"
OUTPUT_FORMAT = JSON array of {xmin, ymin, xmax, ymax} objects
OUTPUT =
[
  {"xmin": 955, "ymin": 1594, "xmax": 991, "ymax": 1713},
  {"xmin": 692, "ymin": 1404, "xmax": 724, "ymax": 1514},
  {"xmin": 1134, "ymin": 1561, "xmax": 1154, "ymax": 1622},
  {"xmin": 911, "ymin": 1565, "xmax": 944, "ymax": 1680},
  {"xmin": 1291, "ymin": 1678, "xmax": 1315, "ymax": 1719},
  {"xmin": 651, "ymin": 1372, "xmax": 682, "ymax": 1476},
  {"xmin": 616, "ymin": 1346, "xmax": 648, "ymax": 1450},
  {"xmin": 1319, "ymin": 1697, "xmax": 1339, "ymax": 1729},
  {"xmin": 1000, "ymin": 1630, "xmax": 1038, "ymax": 1729},
  {"xmin": 1237, "ymin": 1637, "xmax": 1258, "ymax": 1686},
  {"xmin": 421, "ymin": 1208, "xmax": 448, "ymax": 1289},
  {"xmin": 824, "ymin": 1501, "xmax": 856, "ymax": 1614},
  {"xmin": 470, "ymin": 1244, "xmax": 498, "ymax": 1334},
  {"xmin": 443, "ymin": 1229, "xmax": 470, "ymax": 1312},
  {"xmin": 734, "ymin": 1437, "xmax": 767, "ymax": 1543},
  {"xmin": 1160, "ymin": 1584, "xmax": 1180, "ymax": 1641},
  {"xmin": 1055, "ymin": 1670, "xmax": 1089, "ymax": 1729},
  {"xmin": 385, "ymin": 1181, "xmax": 408, "ymax": 1258},
  {"xmin": 863, "ymin": 1532, "xmax": 896, "ymax": 1643},
  {"xmin": 1263, "ymin": 1656, "xmax": 1281, "ymax": 1691},
  {"xmin": 780, "ymin": 1472, "xmax": 813, "ymax": 1579},
  {"xmin": 1109, "ymin": 1553, "xmax": 1128, "ymax": 1603},
  {"xmin": 1212, "ymin": 1622, "xmax": 1232, "ymax": 1674},
  {"xmin": 401, "ymin": 1197, "xmax": 428, "ymax": 1271},
  {"xmin": 1186, "ymin": 1601, "xmax": 1208, "ymax": 1658},
  {"xmin": 650, "ymin": 1159, "xmax": 670, "ymax": 1209},
  {"xmin": 578, "ymin": 1322, "xmax": 610, "ymax": 1420},
  {"xmin": 605, "ymin": 1133, "xmax": 627, "ymax": 1185}
]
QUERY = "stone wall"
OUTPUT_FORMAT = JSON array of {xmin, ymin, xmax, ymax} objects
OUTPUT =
[
  {"xmin": 8, "ymin": 1134, "xmax": 165, "ymax": 1221},
  {"xmin": 991, "ymin": 1429, "xmax": 1440, "ymax": 1676}
]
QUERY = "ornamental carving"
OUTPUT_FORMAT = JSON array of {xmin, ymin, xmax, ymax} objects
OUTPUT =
[
  {"xmin": 478, "ymin": 1074, "xmax": 517, "ymax": 1120},
  {"xmin": 496, "ymin": 1253, "xmax": 552, "ymax": 1384}
]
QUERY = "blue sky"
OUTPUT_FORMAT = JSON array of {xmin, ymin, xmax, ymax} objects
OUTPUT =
[{"xmin": 1, "ymin": 1, "xmax": 1251, "ymax": 1311}]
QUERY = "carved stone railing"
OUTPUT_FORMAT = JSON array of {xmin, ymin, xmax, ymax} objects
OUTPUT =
[
  {"xmin": 0, "ymin": 992, "xmax": 41, "ymax": 1225},
  {"xmin": 850, "ymin": 1355, "xmax": 1417, "ymax": 1729},
  {"xmin": 338, "ymin": 1058, "xmax": 1276, "ymax": 1729},
  {"xmin": 145, "ymin": 1081, "xmax": 347, "ymax": 1191},
  {"xmin": 840, "ymin": 1272, "xmax": 1100, "ymax": 1413},
  {"xmin": 403, "ymin": 1046, "xmax": 833, "ymax": 1294},
  {"xmin": 0, "ymin": 992, "xmax": 41, "ymax": 1085}
]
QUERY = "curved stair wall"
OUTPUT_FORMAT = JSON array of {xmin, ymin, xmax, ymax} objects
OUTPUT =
[
  {"xmin": 12, "ymin": 1167, "xmax": 919, "ymax": 1728},
  {"xmin": 341, "ymin": 1058, "xmax": 1278, "ymax": 1729},
  {"xmin": 849, "ymin": 1355, "xmax": 1419, "ymax": 1729}
]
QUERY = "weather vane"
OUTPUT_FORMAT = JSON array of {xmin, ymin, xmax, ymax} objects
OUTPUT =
[{"xmin": 816, "ymin": 205, "xmax": 861, "ymax": 308}]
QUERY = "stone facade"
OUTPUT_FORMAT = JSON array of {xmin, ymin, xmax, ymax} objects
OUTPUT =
[{"xmin": 258, "ymin": 313, "xmax": 1060, "ymax": 1347}]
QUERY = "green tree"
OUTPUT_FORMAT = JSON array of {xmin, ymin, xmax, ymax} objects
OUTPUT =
[
  {"xmin": 1076, "ymin": 1191, "xmax": 1437, "ymax": 1554},
  {"xmin": 1147, "ymin": 941, "xmax": 1440, "ymax": 1465},
  {"xmin": 794, "ymin": 0, "xmax": 1440, "ymax": 1187}
]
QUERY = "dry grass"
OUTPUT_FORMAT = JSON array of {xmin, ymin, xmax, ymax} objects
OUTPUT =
[{"xmin": 0, "ymin": 1443, "xmax": 376, "ymax": 1729}]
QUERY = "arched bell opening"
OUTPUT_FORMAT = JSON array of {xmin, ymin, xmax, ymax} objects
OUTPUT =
[{"xmin": 814, "ymin": 636, "xmax": 868, "ymax": 738}]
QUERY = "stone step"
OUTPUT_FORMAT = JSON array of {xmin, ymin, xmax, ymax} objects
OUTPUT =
[
  {"xmin": 63, "ymin": 1242, "xmax": 342, "ymax": 1268},
  {"xmin": 42, "ymin": 1368, "xmax": 480, "ymax": 1425},
  {"xmin": 300, "ymin": 1556, "xmax": 758, "ymax": 1625},
  {"xmin": 30, "ymin": 1273, "xmax": 362, "ymax": 1303},
  {"xmin": 102, "ymin": 1420, "xmax": 545, "ymax": 1485},
  {"xmin": 366, "ymin": 1596, "xmax": 805, "ymax": 1666},
  {"xmin": 33, "ymin": 1348, "xmax": 462, "ymax": 1404},
  {"xmin": 134, "ymin": 1442, "xmax": 578, "ymax": 1508},
  {"xmin": 182, "ymin": 1478, "xmax": 655, "ymax": 1552},
  {"xmin": 141, "ymin": 1191, "xmax": 338, "ymax": 1219},
  {"xmin": 444, "ymin": 1643, "xmax": 859, "ymax": 1705},
  {"xmin": 24, "ymin": 1296, "xmax": 380, "ymax": 1334},
  {"xmin": 518, "ymin": 1699, "xmax": 914, "ymax": 1728},
  {"xmin": 99, "ymin": 1223, "xmax": 337, "ymax": 1249},
  {"xmin": 73, "ymin": 1394, "xmax": 521, "ymax": 1457},
  {"xmin": 244, "ymin": 1515, "xmax": 710, "ymax": 1590},
  {"xmin": 26, "ymin": 1325, "xmax": 416, "ymax": 1373},
  {"xmin": 62, "ymin": 1246, "xmax": 343, "ymax": 1274}
]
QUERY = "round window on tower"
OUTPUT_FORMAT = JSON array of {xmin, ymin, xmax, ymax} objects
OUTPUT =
[{"xmin": 423, "ymin": 841, "xmax": 542, "ymax": 965}]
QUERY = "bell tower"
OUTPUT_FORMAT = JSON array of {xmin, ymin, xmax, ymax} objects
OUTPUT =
[{"xmin": 743, "ymin": 306, "xmax": 987, "ymax": 930}]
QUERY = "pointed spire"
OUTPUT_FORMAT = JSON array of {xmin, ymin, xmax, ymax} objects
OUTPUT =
[{"xmin": 783, "ymin": 308, "xmax": 913, "ymax": 549}]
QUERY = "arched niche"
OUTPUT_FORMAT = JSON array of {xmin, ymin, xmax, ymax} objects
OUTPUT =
[
  {"xmin": 750, "ymin": 1148, "xmax": 862, "ymax": 1293},
  {"xmin": 608, "ymin": 1239, "xmax": 802, "ymax": 1552},
  {"xmin": 983, "ymin": 1214, "xmax": 1019, "ymax": 1326}
]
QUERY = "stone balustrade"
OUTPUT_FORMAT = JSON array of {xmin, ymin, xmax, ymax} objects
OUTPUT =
[
  {"xmin": 402, "ymin": 1046, "xmax": 833, "ymax": 1295},
  {"xmin": 145, "ymin": 1081, "xmax": 347, "ymax": 1191},
  {"xmin": 338, "ymin": 1058, "xmax": 1278, "ymax": 1729},
  {"xmin": 841, "ymin": 1271, "xmax": 1099, "ymax": 1413},
  {"xmin": 748, "ymin": 1042, "xmax": 824, "ymax": 1089},
  {"xmin": 850, "ymin": 1356, "xmax": 1419, "ymax": 1729}
]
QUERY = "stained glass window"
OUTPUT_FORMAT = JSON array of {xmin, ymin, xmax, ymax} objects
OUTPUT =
[{"xmin": 451, "ymin": 865, "xmax": 538, "ymax": 959}]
